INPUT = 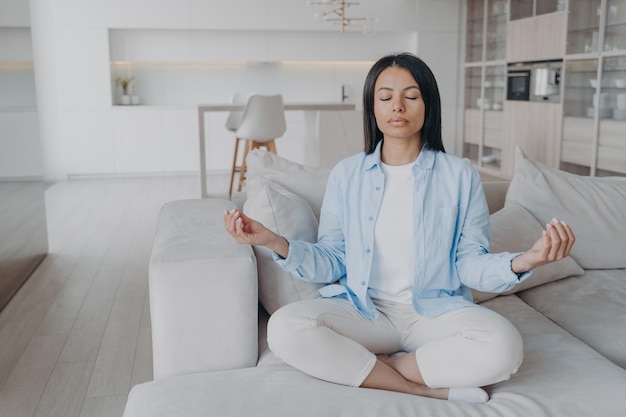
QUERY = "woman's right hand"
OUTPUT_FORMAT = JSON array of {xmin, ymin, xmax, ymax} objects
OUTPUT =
[
  {"xmin": 224, "ymin": 208, "xmax": 271, "ymax": 245},
  {"xmin": 223, "ymin": 208, "xmax": 290, "ymax": 257}
]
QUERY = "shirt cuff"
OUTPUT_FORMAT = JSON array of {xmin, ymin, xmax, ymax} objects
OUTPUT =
[
  {"xmin": 272, "ymin": 237, "xmax": 306, "ymax": 271},
  {"xmin": 509, "ymin": 252, "xmax": 532, "ymax": 282}
]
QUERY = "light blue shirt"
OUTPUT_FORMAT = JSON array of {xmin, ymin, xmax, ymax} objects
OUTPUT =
[{"xmin": 274, "ymin": 143, "xmax": 530, "ymax": 319}]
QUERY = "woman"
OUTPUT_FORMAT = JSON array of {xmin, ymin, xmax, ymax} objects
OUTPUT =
[{"xmin": 224, "ymin": 53, "xmax": 575, "ymax": 403}]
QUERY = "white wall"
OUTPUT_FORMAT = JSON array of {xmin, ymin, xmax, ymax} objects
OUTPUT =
[{"xmin": 19, "ymin": 0, "xmax": 461, "ymax": 181}]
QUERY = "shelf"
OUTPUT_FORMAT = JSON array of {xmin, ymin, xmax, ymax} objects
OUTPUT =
[
  {"xmin": 568, "ymin": 26, "xmax": 600, "ymax": 34},
  {"xmin": 605, "ymin": 21, "xmax": 626, "ymax": 30},
  {"xmin": 108, "ymin": 59, "xmax": 372, "ymax": 107},
  {"xmin": 0, "ymin": 106, "xmax": 37, "ymax": 112},
  {"xmin": 487, "ymin": 13, "xmax": 508, "ymax": 20}
]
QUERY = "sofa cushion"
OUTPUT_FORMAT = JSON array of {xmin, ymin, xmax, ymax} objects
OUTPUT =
[
  {"xmin": 245, "ymin": 149, "xmax": 331, "ymax": 219},
  {"xmin": 243, "ymin": 150, "xmax": 331, "ymax": 314},
  {"xmin": 244, "ymin": 178, "xmax": 325, "ymax": 314},
  {"xmin": 472, "ymin": 203, "xmax": 584, "ymax": 303},
  {"xmin": 123, "ymin": 295, "xmax": 626, "ymax": 417},
  {"xmin": 505, "ymin": 147, "xmax": 626, "ymax": 269},
  {"xmin": 518, "ymin": 268, "xmax": 626, "ymax": 369},
  {"xmin": 482, "ymin": 180, "xmax": 510, "ymax": 214}
]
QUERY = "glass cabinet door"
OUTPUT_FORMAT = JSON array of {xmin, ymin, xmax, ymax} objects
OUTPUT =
[
  {"xmin": 597, "ymin": 55, "xmax": 626, "ymax": 176},
  {"xmin": 567, "ymin": 0, "xmax": 603, "ymax": 55},
  {"xmin": 463, "ymin": 67, "xmax": 483, "ymax": 164},
  {"xmin": 482, "ymin": 65, "xmax": 505, "ymax": 169},
  {"xmin": 465, "ymin": 67, "xmax": 483, "ymax": 111},
  {"xmin": 466, "ymin": 0, "xmax": 485, "ymax": 63},
  {"xmin": 510, "ymin": 0, "xmax": 533, "ymax": 20},
  {"xmin": 561, "ymin": 59, "xmax": 599, "ymax": 175},
  {"xmin": 463, "ymin": 65, "xmax": 506, "ymax": 170},
  {"xmin": 486, "ymin": 0, "xmax": 508, "ymax": 61},
  {"xmin": 511, "ymin": 0, "xmax": 563, "ymax": 20},
  {"xmin": 536, "ymin": 0, "xmax": 560, "ymax": 15},
  {"xmin": 605, "ymin": 0, "xmax": 626, "ymax": 51},
  {"xmin": 484, "ymin": 64, "xmax": 506, "ymax": 109}
]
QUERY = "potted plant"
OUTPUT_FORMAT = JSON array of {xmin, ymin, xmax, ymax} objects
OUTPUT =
[{"xmin": 115, "ymin": 76, "xmax": 134, "ymax": 105}]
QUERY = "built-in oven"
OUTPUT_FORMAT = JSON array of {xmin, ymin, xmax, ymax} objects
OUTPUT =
[
  {"xmin": 507, "ymin": 60, "xmax": 562, "ymax": 103},
  {"xmin": 507, "ymin": 66, "xmax": 531, "ymax": 101}
]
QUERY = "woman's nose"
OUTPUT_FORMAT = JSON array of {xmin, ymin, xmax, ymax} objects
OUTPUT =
[{"xmin": 393, "ymin": 101, "xmax": 404, "ymax": 112}]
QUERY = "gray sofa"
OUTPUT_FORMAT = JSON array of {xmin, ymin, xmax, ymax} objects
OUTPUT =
[{"xmin": 123, "ymin": 149, "xmax": 626, "ymax": 417}]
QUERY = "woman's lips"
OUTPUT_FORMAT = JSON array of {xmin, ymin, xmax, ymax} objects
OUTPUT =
[{"xmin": 388, "ymin": 117, "xmax": 408, "ymax": 125}]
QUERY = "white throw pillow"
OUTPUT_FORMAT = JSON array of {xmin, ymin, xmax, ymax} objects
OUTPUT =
[
  {"xmin": 505, "ymin": 147, "xmax": 626, "ymax": 269},
  {"xmin": 472, "ymin": 203, "xmax": 584, "ymax": 303},
  {"xmin": 244, "ymin": 178, "xmax": 325, "ymax": 314},
  {"xmin": 245, "ymin": 150, "xmax": 331, "ymax": 219}
]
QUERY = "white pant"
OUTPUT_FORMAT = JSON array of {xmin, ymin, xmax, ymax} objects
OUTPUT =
[{"xmin": 267, "ymin": 298, "xmax": 523, "ymax": 389}]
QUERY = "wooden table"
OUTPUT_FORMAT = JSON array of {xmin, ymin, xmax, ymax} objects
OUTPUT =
[{"xmin": 197, "ymin": 102, "xmax": 356, "ymax": 198}]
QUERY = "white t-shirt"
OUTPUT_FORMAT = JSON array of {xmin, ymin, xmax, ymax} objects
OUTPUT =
[{"xmin": 368, "ymin": 161, "xmax": 415, "ymax": 304}]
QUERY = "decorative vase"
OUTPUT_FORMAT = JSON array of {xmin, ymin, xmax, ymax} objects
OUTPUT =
[
  {"xmin": 131, "ymin": 95, "xmax": 140, "ymax": 105},
  {"xmin": 121, "ymin": 95, "xmax": 131, "ymax": 105}
]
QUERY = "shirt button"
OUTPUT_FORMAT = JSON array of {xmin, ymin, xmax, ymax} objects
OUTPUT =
[
  {"xmin": 365, "ymin": 249, "xmax": 371, "ymax": 254},
  {"xmin": 375, "ymin": 186, "xmax": 381, "ymax": 191},
  {"xmin": 361, "ymin": 281, "xmax": 366, "ymax": 286},
  {"xmin": 368, "ymin": 216, "xmax": 374, "ymax": 221}
]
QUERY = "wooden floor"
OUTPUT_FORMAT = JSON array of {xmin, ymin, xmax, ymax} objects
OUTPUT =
[{"xmin": 0, "ymin": 174, "xmax": 229, "ymax": 417}]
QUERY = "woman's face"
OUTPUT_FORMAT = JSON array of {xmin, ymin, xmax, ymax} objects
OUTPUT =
[{"xmin": 373, "ymin": 66, "xmax": 425, "ymax": 144}]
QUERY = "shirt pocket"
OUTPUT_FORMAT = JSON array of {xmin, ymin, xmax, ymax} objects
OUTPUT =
[{"xmin": 434, "ymin": 206, "xmax": 459, "ymax": 249}]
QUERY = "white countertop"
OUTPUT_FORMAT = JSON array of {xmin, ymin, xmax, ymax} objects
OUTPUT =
[
  {"xmin": 111, "ymin": 103, "xmax": 357, "ymax": 111},
  {"xmin": 198, "ymin": 102, "xmax": 356, "ymax": 112}
]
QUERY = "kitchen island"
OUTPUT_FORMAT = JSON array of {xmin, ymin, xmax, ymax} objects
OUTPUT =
[{"xmin": 197, "ymin": 102, "xmax": 360, "ymax": 198}]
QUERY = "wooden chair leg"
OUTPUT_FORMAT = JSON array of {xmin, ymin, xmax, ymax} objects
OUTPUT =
[
  {"xmin": 238, "ymin": 140, "xmax": 253, "ymax": 192},
  {"xmin": 229, "ymin": 138, "xmax": 241, "ymax": 198},
  {"xmin": 265, "ymin": 139, "xmax": 277, "ymax": 154},
  {"xmin": 237, "ymin": 139, "xmax": 277, "ymax": 193}
]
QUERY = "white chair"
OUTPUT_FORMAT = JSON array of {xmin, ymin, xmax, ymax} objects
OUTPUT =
[{"xmin": 230, "ymin": 94, "xmax": 286, "ymax": 196}]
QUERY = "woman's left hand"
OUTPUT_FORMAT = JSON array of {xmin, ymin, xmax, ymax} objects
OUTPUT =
[{"xmin": 511, "ymin": 218, "xmax": 575, "ymax": 274}]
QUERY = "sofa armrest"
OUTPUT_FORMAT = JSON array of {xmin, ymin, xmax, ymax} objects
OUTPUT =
[{"xmin": 149, "ymin": 199, "xmax": 258, "ymax": 380}]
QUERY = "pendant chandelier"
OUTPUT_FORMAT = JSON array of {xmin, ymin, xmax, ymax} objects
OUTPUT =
[{"xmin": 307, "ymin": 0, "xmax": 377, "ymax": 34}]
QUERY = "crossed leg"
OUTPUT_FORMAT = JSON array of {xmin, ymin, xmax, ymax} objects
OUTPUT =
[
  {"xmin": 361, "ymin": 354, "xmax": 449, "ymax": 400},
  {"xmin": 267, "ymin": 298, "xmax": 522, "ymax": 404}
]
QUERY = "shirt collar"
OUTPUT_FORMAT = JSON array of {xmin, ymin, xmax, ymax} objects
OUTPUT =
[{"xmin": 363, "ymin": 141, "xmax": 436, "ymax": 172}]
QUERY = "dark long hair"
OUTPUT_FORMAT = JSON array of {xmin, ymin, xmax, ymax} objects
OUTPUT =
[{"xmin": 362, "ymin": 53, "xmax": 445, "ymax": 154}]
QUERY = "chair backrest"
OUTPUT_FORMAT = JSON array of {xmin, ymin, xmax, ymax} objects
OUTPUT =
[
  {"xmin": 224, "ymin": 92, "xmax": 248, "ymax": 132},
  {"xmin": 236, "ymin": 94, "xmax": 286, "ymax": 142}
]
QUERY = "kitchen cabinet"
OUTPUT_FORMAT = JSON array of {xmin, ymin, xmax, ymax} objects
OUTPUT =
[
  {"xmin": 510, "ymin": 0, "xmax": 564, "ymax": 21},
  {"xmin": 566, "ymin": 0, "xmax": 603, "ymax": 55},
  {"xmin": 463, "ymin": 0, "xmax": 508, "ymax": 176},
  {"xmin": 505, "ymin": 101, "xmax": 562, "ymax": 175},
  {"xmin": 606, "ymin": 0, "xmax": 626, "ymax": 52},
  {"xmin": 461, "ymin": 0, "xmax": 626, "ymax": 179},
  {"xmin": 507, "ymin": 12, "xmax": 567, "ymax": 62},
  {"xmin": 559, "ymin": 0, "xmax": 626, "ymax": 177}
]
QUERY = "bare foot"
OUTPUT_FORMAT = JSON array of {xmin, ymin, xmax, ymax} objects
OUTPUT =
[
  {"xmin": 361, "ymin": 359, "xmax": 449, "ymax": 400},
  {"xmin": 376, "ymin": 354, "xmax": 488, "ymax": 403}
]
